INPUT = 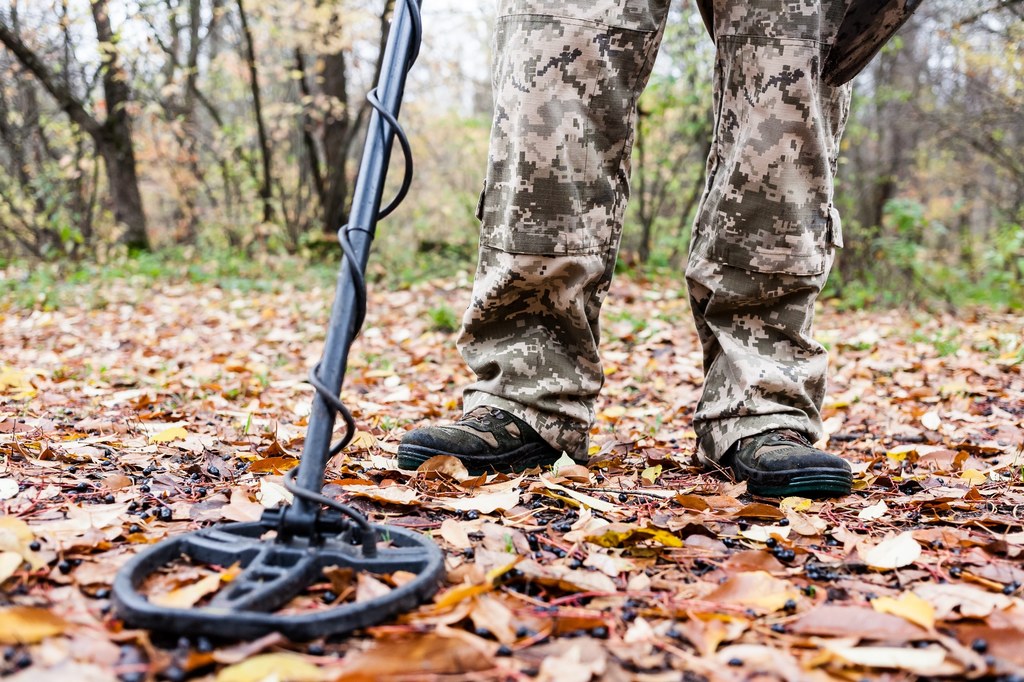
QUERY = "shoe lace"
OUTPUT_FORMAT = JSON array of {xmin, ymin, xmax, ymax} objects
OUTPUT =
[
  {"xmin": 462, "ymin": 406, "xmax": 507, "ymax": 427},
  {"xmin": 770, "ymin": 429, "xmax": 813, "ymax": 446}
]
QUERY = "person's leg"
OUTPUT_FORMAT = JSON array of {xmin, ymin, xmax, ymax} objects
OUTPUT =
[
  {"xmin": 399, "ymin": 1, "xmax": 670, "ymax": 472},
  {"xmin": 686, "ymin": 0, "xmax": 858, "ymax": 495}
]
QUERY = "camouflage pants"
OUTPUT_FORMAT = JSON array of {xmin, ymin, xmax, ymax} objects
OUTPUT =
[{"xmin": 458, "ymin": 0, "xmax": 919, "ymax": 462}]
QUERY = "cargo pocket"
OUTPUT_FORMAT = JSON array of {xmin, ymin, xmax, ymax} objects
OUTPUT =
[
  {"xmin": 694, "ymin": 34, "xmax": 851, "ymax": 276},
  {"xmin": 479, "ymin": 0, "xmax": 668, "ymax": 257}
]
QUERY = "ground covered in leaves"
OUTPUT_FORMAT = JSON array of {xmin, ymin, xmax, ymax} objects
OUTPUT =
[{"xmin": 1, "ymin": 270, "xmax": 1023, "ymax": 681}]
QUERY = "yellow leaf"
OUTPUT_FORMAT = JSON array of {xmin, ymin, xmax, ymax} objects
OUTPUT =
[
  {"xmin": 0, "ymin": 366, "xmax": 35, "ymax": 399},
  {"xmin": 540, "ymin": 476, "xmax": 618, "ymax": 513},
  {"xmin": 216, "ymin": 653, "xmax": 325, "ymax": 682},
  {"xmin": 434, "ymin": 581, "xmax": 490, "ymax": 609},
  {"xmin": 433, "ymin": 558, "xmax": 521, "ymax": 609},
  {"xmin": 871, "ymin": 591, "xmax": 935, "ymax": 630},
  {"xmin": 349, "ymin": 430, "xmax": 378, "ymax": 449},
  {"xmin": 149, "ymin": 425, "xmax": 188, "ymax": 443},
  {"xmin": 585, "ymin": 523, "xmax": 683, "ymax": 548},
  {"xmin": 960, "ymin": 468, "xmax": 987, "ymax": 485},
  {"xmin": 780, "ymin": 497, "xmax": 812, "ymax": 512},
  {"xmin": 0, "ymin": 606, "xmax": 66, "ymax": 644},
  {"xmin": 600, "ymin": 405, "xmax": 626, "ymax": 420},
  {"xmin": 0, "ymin": 516, "xmax": 45, "ymax": 570},
  {"xmin": 641, "ymin": 465, "xmax": 662, "ymax": 484}
]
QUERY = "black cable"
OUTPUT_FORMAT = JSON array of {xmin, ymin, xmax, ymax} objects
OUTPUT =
[
  {"xmin": 282, "ymin": 467, "xmax": 377, "ymax": 557},
  {"xmin": 301, "ymin": 0, "xmax": 423, "ymax": 551}
]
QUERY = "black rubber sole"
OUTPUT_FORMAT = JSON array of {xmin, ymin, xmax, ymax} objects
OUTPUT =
[
  {"xmin": 396, "ymin": 443, "xmax": 563, "ymax": 475},
  {"xmin": 733, "ymin": 459, "xmax": 853, "ymax": 499}
]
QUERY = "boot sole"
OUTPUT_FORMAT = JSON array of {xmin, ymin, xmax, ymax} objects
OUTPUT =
[
  {"xmin": 733, "ymin": 459, "xmax": 852, "ymax": 499},
  {"xmin": 397, "ymin": 443, "xmax": 562, "ymax": 475}
]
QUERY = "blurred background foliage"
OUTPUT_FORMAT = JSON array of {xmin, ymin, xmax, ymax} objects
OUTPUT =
[{"xmin": 0, "ymin": 0, "xmax": 1021, "ymax": 309}]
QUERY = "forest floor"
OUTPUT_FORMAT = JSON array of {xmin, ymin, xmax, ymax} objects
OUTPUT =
[{"xmin": 1, "ymin": 271, "xmax": 1023, "ymax": 681}]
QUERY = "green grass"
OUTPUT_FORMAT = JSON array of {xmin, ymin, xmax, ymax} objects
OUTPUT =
[{"xmin": 0, "ymin": 247, "xmax": 339, "ymax": 311}]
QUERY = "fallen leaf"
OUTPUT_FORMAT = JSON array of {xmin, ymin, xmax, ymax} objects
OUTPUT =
[
  {"xmin": 468, "ymin": 594, "xmax": 515, "ymax": 644},
  {"xmin": 256, "ymin": 479, "xmax": 292, "ymax": 508},
  {"xmin": 0, "ymin": 516, "xmax": 45, "ymax": 569},
  {"xmin": 706, "ymin": 571, "xmax": 800, "ymax": 612},
  {"xmin": 780, "ymin": 497, "xmax": 812, "ymax": 512},
  {"xmin": 0, "ymin": 606, "xmax": 66, "ymax": 644},
  {"xmin": 824, "ymin": 643, "xmax": 950, "ymax": 675},
  {"xmin": 0, "ymin": 478, "xmax": 19, "ymax": 500},
  {"xmin": 872, "ymin": 591, "xmax": 935, "ymax": 630},
  {"xmin": 216, "ymin": 653, "xmax": 325, "ymax": 682},
  {"xmin": 342, "ymin": 484, "xmax": 420, "ymax": 506},
  {"xmin": 338, "ymin": 630, "xmax": 495, "ymax": 679},
  {"xmin": 739, "ymin": 525, "xmax": 792, "ymax": 543},
  {"xmin": 148, "ymin": 425, "xmax": 188, "ymax": 443},
  {"xmin": 152, "ymin": 566, "xmax": 238, "ymax": 608},
  {"xmin": 539, "ymin": 476, "xmax": 617, "ymax": 513},
  {"xmin": 440, "ymin": 489, "xmax": 519, "ymax": 514},
  {"xmin": 791, "ymin": 605, "xmax": 928, "ymax": 642},
  {"xmin": 356, "ymin": 573, "xmax": 392, "ymax": 602},
  {"xmin": 858, "ymin": 500, "xmax": 889, "ymax": 521},
  {"xmin": 0, "ymin": 552, "xmax": 23, "ymax": 584},
  {"xmin": 585, "ymin": 523, "xmax": 683, "ymax": 548},
  {"xmin": 960, "ymin": 468, "xmax": 987, "ymax": 485},
  {"xmin": 416, "ymin": 455, "xmax": 470, "ymax": 480},
  {"xmin": 439, "ymin": 518, "xmax": 472, "ymax": 549},
  {"xmin": 537, "ymin": 639, "xmax": 608, "ymax": 682},
  {"xmin": 920, "ymin": 412, "xmax": 942, "ymax": 431},
  {"xmin": 914, "ymin": 583, "xmax": 1012, "ymax": 620},
  {"xmin": 641, "ymin": 465, "xmax": 662, "ymax": 484},
  {"xmin": 863, "ymin": 532, "xmax": 922, "ymax": 570}
]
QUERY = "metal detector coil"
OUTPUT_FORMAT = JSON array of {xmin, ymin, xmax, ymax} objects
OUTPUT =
[{"xmin": 113, "ymin": 0, "xmax": 443, "ymax": 640}]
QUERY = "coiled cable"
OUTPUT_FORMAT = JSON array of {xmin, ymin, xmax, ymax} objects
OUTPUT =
[{"xmin": 284, "ymin": 0, "xmax": 423, "ymax": 556}]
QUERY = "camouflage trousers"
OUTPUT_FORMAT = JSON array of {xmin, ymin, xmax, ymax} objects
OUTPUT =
[{"xmin": 458, "ymin": 0, "xmax": 920, "ymax": 462}]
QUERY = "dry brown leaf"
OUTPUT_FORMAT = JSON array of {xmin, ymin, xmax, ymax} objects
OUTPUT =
[
  {"xmin": 337, "ymin": 630, "xmax": 495, "ymax": 679},
  {"xmin": 468, "ymin": 594, "xmax": 516, "ymax": 644},
  {"xmin": 416, "ymin": 455, "xmax": 470, "ymax": 479},
  {"xmin": 790, "ymin": 605, "xmax": 928, "ymax": 642},
  {"xmin": 914, "ymin": 582, "xmax": 1013, "ymax": 620},
  {"xmin": 439, "ymin": 518, "xmax": 472, "ymax": 549},
  {"xmin": 706, "ymin": 571, "xmax": 800, "ymax": 612},
  {"xmin": 356, "ymin": 572, "xmax": 392, "ymax": 602},
  {"xmin": 439, "ymin": 488, "xmax": 519, "ymax": 514}
]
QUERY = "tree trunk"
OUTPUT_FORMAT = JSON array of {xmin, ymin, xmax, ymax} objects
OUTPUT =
[
  {"xmin": 98, "ymin": 129, "xmax": 149, "ymax": 250},
  {"xmin": 92, "ymin": 0, "xmax": 149, "ymax": 250},
  {"xmin": 0, "ymin": 6, "xmax": 151, "ymax": 250},
  {"xmin": 320, "ymin": 48, "xmax": 350, "ymax": 235},
  {"xmin": 237, "ymin": 0, "xmax": 274, "ymax": 225}
]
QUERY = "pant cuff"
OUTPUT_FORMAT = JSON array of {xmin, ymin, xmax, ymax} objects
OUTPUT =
[
  {"xmin": 695, "ymin": 414, "xmax": 824, "ymax": 466},
  {"xmin": 462, "ymin": 391, "xmax": 589, "ymax": 462}
]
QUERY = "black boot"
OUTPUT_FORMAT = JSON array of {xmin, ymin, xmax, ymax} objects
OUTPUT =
[
  {"xmin": 398, "ymin": 406, "xmax": 562, "ymax": 474},
  {"xmin": 727, "ymin": 429, "xmax": 852, "ymax": 498}
]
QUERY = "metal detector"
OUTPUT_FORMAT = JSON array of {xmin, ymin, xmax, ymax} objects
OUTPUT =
[{"xmin": 113, "ymin": 0, "xmax": 443, "ymax": 640}]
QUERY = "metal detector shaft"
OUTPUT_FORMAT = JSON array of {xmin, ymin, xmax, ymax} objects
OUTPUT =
[{"xmin": 289, "ymin": 0, "xmax": 421, "ymax": 529}]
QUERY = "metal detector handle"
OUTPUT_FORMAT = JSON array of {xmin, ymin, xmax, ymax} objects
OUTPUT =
[{"xmin": 288, "ymin": 0, "xmax": 422, "ymax": 532}]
